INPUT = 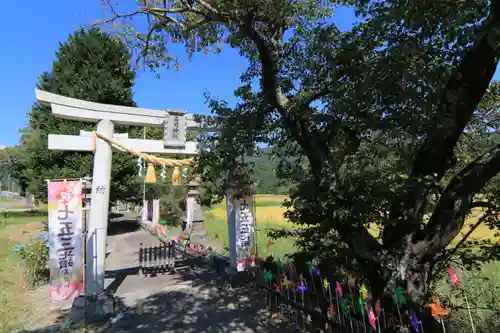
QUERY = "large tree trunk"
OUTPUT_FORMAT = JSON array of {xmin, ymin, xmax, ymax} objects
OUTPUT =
[
  {"xmin": 368, "ymin": 260, "xmax": 445, "ymax": 333},
  {"xmin": 382, "ymin": 6, "xmax": 500, "ymax": 251}
]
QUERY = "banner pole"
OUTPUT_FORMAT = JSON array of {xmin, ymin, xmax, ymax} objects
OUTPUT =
[
  {"xmin": 82, "ymin": 178, "xmax": 90, "ymax": 328},
  {"xmin": 83, "ymin": 213, "xmax": 88, "ymax": 328},
  {"xmin": 83, "ymin": 205, "xmax": 89, "ymax": 327}
]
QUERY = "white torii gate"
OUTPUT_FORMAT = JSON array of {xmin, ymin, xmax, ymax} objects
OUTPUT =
[{"xmin": 35, "ymin": 89, "xmax": 213, "ymax": 297}]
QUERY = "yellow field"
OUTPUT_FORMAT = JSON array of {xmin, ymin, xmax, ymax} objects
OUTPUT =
[
  {"xmin": 207, "ymin": 194, "xmax": 500, "ymax": 243},
  {"xmin": 208, "ymin": 194, "xmax": 294, "ymax": 228}
]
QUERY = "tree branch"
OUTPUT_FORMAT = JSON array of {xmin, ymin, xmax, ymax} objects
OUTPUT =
[
  {"xmin": 413, "ymin": 144, "xmax": 500, "ymax": 260},
  {"xmin": 301, "ymin": 86, "xmax": 332, "ymax": 106},
  {"xmin": 383, "ymin": 9, "xmax": 500, "ymax": 248},
  {"xmin": 240, "ymin": 17, "xmax": 382, "ymax": 265},
  {"xmin": 436, "ymin": 208, "xmax": 496, "ymax": 265},
  {"xmin": 240, "ymin": 21, "xmax": 330, "ymax": 174}
]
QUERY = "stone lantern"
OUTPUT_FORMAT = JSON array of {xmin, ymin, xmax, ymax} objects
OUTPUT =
[{"xmin": 181, "ymin": 178, "xmax": 207, "ymax": 244}]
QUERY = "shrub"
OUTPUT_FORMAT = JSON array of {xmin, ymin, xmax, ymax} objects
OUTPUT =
[{"xmin": 12, "ymin": 232, "xmax": 49, "ymax": 287}]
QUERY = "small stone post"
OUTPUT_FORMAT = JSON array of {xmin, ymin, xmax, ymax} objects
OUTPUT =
[{"xmin": 182, "ymin": 178, "xmax": 207, "ymax": 244}]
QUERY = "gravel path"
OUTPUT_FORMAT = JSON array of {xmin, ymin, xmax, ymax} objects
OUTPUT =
[{"xmin": 103, "ymin": 217, "xmax": 282, "ymax": 333}]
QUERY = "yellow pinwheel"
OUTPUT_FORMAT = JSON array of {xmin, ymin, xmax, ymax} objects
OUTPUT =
[{"xmin": 361, "ymin": 284, "xmax": 369, "ymax": 301}]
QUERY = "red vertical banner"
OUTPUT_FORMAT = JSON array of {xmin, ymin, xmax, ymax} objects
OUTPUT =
[{"xmin": 47, "ymin": 181, "xmax": 83, "ymax": 301}]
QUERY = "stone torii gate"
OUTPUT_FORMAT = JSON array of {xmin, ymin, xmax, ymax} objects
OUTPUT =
[{"xmin": 35, "ymin": 89, "xmax": 214, "ymax": 297}]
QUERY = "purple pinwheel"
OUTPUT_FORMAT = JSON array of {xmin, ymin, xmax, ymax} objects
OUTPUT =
[
  {"xmin": 296, "ymin": 281, "xmax": 307, "ymax": 292},
  {"xmin": 410, "ymin": 310, "xmax": 420, "ymax": 333}
]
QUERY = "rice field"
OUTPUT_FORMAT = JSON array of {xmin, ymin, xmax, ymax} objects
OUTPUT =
[
  {"xmin": 208, "ymin": 194, "xmax": 292, "ymax": 228},
  {"xmin": 205, "ymin": 194, "xmax": 500, "ymax": 259}
]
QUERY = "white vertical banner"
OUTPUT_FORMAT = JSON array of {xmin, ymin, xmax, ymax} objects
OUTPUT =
[
  {"xmin": 152, "ymin": 199, "xmax": 160, "ymax": 225},
  {"xmin": 141, "ymin": 200, "xmax": 148, "ymax": 222},
  {"xmin": 47, "ymin": 180, "xmax": 83, "ymax": 301},
  {"xmin": 234, "ymin": 196, "xmax": 256, "ymax": 272}
]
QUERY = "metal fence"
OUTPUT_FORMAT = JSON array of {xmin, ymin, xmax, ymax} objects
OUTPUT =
[{"xmin": 139, "ymin": 242, "xmax": 177, "ymax": 276}]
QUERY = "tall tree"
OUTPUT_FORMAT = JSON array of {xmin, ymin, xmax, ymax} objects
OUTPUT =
[
  {"xmin": 9, "ymin": 28, "xmax": 143, "ymax": 203},
  {"xmin": 98, "ymin": 0, "xmax": 500, "ymax": 330}
]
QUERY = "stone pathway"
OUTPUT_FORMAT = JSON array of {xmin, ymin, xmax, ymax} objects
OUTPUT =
[
  {"xmin": 103, "ymin": 216, "xmax": 280, "ymax": 333},
  {"xmin": 0, "ymin": 197, "xmax": 28, "ymax": 210}
]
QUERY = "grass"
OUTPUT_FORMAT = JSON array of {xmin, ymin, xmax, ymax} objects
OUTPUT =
[{"xmin": 0, "ymin": 209, "xmax": 48, "ymax": 333}]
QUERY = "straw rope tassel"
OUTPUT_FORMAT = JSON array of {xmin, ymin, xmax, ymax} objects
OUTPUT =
[
  {"xmin": 172, "ymin": 167, "xmax": 181, "ymax": 186},
  {"xmin": 145, "ymin": 164, "xmax": 157, "ymax": 184}
]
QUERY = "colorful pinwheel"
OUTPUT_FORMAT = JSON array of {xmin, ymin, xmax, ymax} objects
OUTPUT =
[
  {"xmin": 263, "ymin": 270, "xmax": 274, "ymax": 281},
  {"xmin": 425, "ymin": 296, "xmax": 450, "ymax": 322},
  {"xmin": 394, "ymin": 286, "xmax": 407, "ymax": 305},
  {"xmin": 296, "ymin": 280, "xmax": 307, "ymax": 292}
]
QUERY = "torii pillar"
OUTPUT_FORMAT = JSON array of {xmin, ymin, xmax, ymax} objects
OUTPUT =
[{"xmin": 88, "ymin": 119, "xmax": 113, "ymax": 295}]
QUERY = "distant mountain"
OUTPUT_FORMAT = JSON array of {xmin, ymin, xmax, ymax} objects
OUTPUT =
[{"xmin": 247, "ymin": 147, "xmax": 290, "ymax": 195}]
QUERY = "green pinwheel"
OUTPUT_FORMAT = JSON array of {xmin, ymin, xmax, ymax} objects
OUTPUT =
[
  {"xmin": 263, "ymin": 270, "xmax": 275, "ymax": 281},
  {"xmin": 394, "ymin": 286, "xmax": 407, "ymax": 305},
  {"xmin": 341, "ymin": 299, "xmax": 350, "ymax": 314},
  {"xmin": 357, "ymin": 295, "xmax": 365, "ymax": 314}
]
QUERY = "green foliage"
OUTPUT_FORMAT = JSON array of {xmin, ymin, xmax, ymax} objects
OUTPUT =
[
  {"xmin": 12, "ymin": 230, "xmax": 49, "ymax": 287},
  {"xmin": 440, "ymin": 262, "xmax": 500, "ymax": 333},
  {"xmin": 248, "ymin": 148, "xmax": 290, "ymax": 195},
  {"xmin": 8, "ymin": 28, "xmax": 144, "ymax": 203},
  {"xmin": 158, "ymin": 182, "xmax": 186, "ymax": 227}
]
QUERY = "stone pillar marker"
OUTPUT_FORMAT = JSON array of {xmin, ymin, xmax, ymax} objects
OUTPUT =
[
  {"xmin": 87, "ymin": 119, "xmax": 114, "ymax": 295},
  {"xmin": 225, "ymin": 184, "xmax": 257, "ymax": 275}
]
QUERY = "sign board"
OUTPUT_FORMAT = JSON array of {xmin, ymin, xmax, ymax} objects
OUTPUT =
[
  {"xmin": 164, "ymin": 111, "xmax": 186, "ymax": 148},
  {"xmin": 47, "ymin": 181, "xmax": 84, "ymax": 301},
  {"xmin": 234, "ymin": 196, "xmax": 256, "ymax": 272}
]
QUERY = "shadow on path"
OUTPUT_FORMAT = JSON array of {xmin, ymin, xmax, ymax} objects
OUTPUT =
[
  {"xmin": 107, "ymin": 219, "xmax": 141, "ymax": 236},
  {"xmin": 18, "ymin": 259, "xmax": 284, "ymax": 333},
  {"xmin": 106, "ymin": 260, "xmax": 283, "ymax": 333},
  {"xmin": 16, "ymin": 224, "xmax": 286, "ymax": 333}
]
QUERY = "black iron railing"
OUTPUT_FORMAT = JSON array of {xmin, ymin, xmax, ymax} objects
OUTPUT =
[{"xmin": 138, "ymin": 242, "xmax": 176, "ymax": 276}]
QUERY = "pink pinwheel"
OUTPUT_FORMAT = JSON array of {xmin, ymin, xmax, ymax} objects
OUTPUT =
[
  {"xmin": 448, "ymin": 264, "xmax": 459, "ymax": 288},
  {"xmin": 336, "ymin": 281, "xmax": 343, "ymax": 298},
  {"xmin": 368, "ymin": 308, "xmax": 376, "ymax": 329}
]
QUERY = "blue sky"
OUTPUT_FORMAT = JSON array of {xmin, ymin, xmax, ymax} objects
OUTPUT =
[
  {"xmin": 0, "ymin": 1, "xmax": 355, "ymax": 148},
  {"xmin": 0, "ymin": 1, "xmax": 497, "ymax": 148}
]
